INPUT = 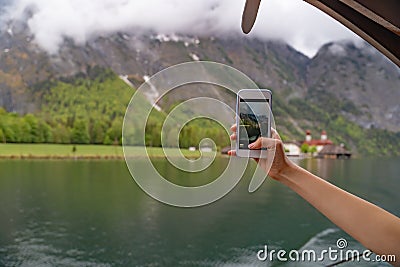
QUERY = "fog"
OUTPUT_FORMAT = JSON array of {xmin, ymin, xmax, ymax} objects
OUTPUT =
[{"xmin": 2, "ymin": 0, "xmax": 361, "ymax": 56}]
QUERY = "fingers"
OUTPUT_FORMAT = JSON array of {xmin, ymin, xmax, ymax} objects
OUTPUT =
[
  {"xmin": 248, "ymin": 137, "xmax": 277, "ymax": 150},
  {"xmin": 231, "ymin": 125, "xmax": 280, "ymax": 139},
  {"xmin": 230, "ymin": 124, "xmax": 237, "ymax": 140},
  {"xmin": 230, "ymin": 124, "xmax": 282, "ymax": 145},
  {"xmin": 227, "ymin": 150, "xmax": 236, "ymax": 156},
  {"xmin": 271, "ymin": 128, "xmax": 281, "ymax": 140}
]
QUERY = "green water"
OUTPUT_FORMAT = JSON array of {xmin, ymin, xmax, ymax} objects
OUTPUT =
[{"xmin": 0, "ymin": 158, "xmax": 398, "ymax": 266}]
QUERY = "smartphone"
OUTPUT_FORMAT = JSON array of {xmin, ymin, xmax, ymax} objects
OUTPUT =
[{"xmin": 236, "ymin": 89, "xmax": 272, "ymax": 158}]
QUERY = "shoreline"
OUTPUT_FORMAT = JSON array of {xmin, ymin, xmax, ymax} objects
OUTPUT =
[
  {"xmin": 0, "ymin": 143, "xmax": 217, "ymax": 160},
  {"xmin": 0, "ymin": 154, "xmax": 214, "ymax": 160},
  {"xmin": 0, "ymin": 155, "xmax": 125, "ymax": 160}
]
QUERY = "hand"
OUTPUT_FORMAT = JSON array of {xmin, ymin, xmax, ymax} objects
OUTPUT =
[{"xmin": 227, "ymin": 124, "xmax": 293, "ymax": 180}]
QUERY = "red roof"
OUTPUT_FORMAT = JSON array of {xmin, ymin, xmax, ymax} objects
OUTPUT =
[{"xmin": 303, "ymin": 139, "xmax": 333, "ymax": 146}]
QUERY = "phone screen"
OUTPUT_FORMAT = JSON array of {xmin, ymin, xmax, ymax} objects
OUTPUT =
[{"xmin": 238, "ymin": 98, "xmax": 270, "ymax": 150}]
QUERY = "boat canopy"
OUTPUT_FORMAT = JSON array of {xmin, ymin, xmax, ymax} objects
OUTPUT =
[{"xmin": 242, "ymin": 0, "xmax": 400, "ymax": 67}]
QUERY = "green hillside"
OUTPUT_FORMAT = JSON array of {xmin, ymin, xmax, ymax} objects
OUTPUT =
[
  {"xmin": 273, "ymin": 94, "xmax": 400, "ymax": 156},
  {"xmin": 0, "ymin": 67, "xmax": 230, "ymax": 150},
  {"xmin": 0, "ymin": 68, "xmax": 131, "ymax": 145}
]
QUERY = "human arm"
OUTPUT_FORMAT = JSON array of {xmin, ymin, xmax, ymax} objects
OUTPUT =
[{"xmin": 228, "ymin": 125, "xmax": 400, "ymax": 266}]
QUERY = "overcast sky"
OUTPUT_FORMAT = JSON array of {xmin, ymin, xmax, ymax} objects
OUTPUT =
[{"xmin": 3, "ymin": 0, "xmax": 362, "ymax": 57}]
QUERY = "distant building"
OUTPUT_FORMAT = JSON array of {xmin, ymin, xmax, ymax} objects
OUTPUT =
[
  {"xmin": 222, "ymin": 130, "xmax": 351, "ymax": 158},
  {"xmin": 283, "ymin": 142, "xmax": 301, "ymax": 156},
  {"xmin": 318, "ymin": 144, "xmax": 352, "ymax": 159},
  {"xmin": 302, "ymin": 130, "xmax": 352, "ymax": 159},
  {"xmin": 302, "ymin": 130, "xmax": 333, "ymax": 153}
]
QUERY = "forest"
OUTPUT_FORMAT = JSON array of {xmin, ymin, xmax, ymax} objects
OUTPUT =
[{"xmin": 0, "ymin": 68, "xmax": 230, "ymax": 149}]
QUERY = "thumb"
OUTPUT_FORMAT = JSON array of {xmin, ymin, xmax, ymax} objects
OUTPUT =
[
  {"xmin": 248, "ymin": 137, "xmax": 262, "ymax": 149},
  {"xmin": 248, "ymin": 137, "xmax": 277, "ymax": 150},
  {"xmin": 271, "ymin": 128, "xmax": 281, "ymax": 140}
]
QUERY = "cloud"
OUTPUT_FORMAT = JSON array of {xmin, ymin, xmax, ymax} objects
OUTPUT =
[{"xmin": 3, "ymin": 0, "xmax": 362, "ymax": 56}]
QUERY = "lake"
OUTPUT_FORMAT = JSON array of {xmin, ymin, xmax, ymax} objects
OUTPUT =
[{"xmin": 0, "ymin": 157, "xmax": 398, "ymax": 266}]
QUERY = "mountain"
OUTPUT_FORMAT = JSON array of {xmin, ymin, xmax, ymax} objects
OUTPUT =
[
  {"xmin": 0, "ymin": 22, "xmax": 399, "ymax": 155},
  {"xmin": 306, "ymin": 42, "xmax": 400, "ymax": 132}
]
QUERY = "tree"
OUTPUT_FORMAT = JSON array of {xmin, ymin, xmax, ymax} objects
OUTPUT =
[
  {"xmin": 179, "ymin": 126, "xmax": 192, "ymax": 148},
  {"xmin": 164, "ymin": 127, "xmax": 179, "ymax": 147},
  {"xmin": 90, "ymin": 120, "xmax": 107, "ymax": 144},
  {"xmin": 1, "ymin": 122, "xmax": 16, "ymax": 143},
  {"xmin": 71, "ymin": 119, "xmax": 90, "ymax": 144},
  {"xmin": 8, "ymin": 119, "xmax": 23, "ymax": 143},
  {"xmin": 0, "ymin": 128, "xmax": 5, "ymax": 143},
  {"xmin": 39, "ymin": 121, "xmax": 53, "ymax": 143},
  {"xmin": 24, "ymin": 114, "xmax": 39, "ymax": 142},
  {"xmin": 19, "ymin": 119, "xmax": 32, "ymax": 142},
  {"xmin": 52, "ymin": 124, "xmax": 71, "ymax": 143},
  {"xmin": 309, "ymin": 145, "xmax": 317, "ymax": 154},
  {"xmin": 121, "ymin": 121, "xmax": 142, "ymax": 146},
  {"xmin": 144, "ymin": 118, "xmax": 161, "ymax": 147},
  {"xmin": 301, "ymin": 143, "xmax": 309, "ymax": 153},
  {"xmin": 104, "ymin": 119, "xmax": 123, "ymax": 145}
]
